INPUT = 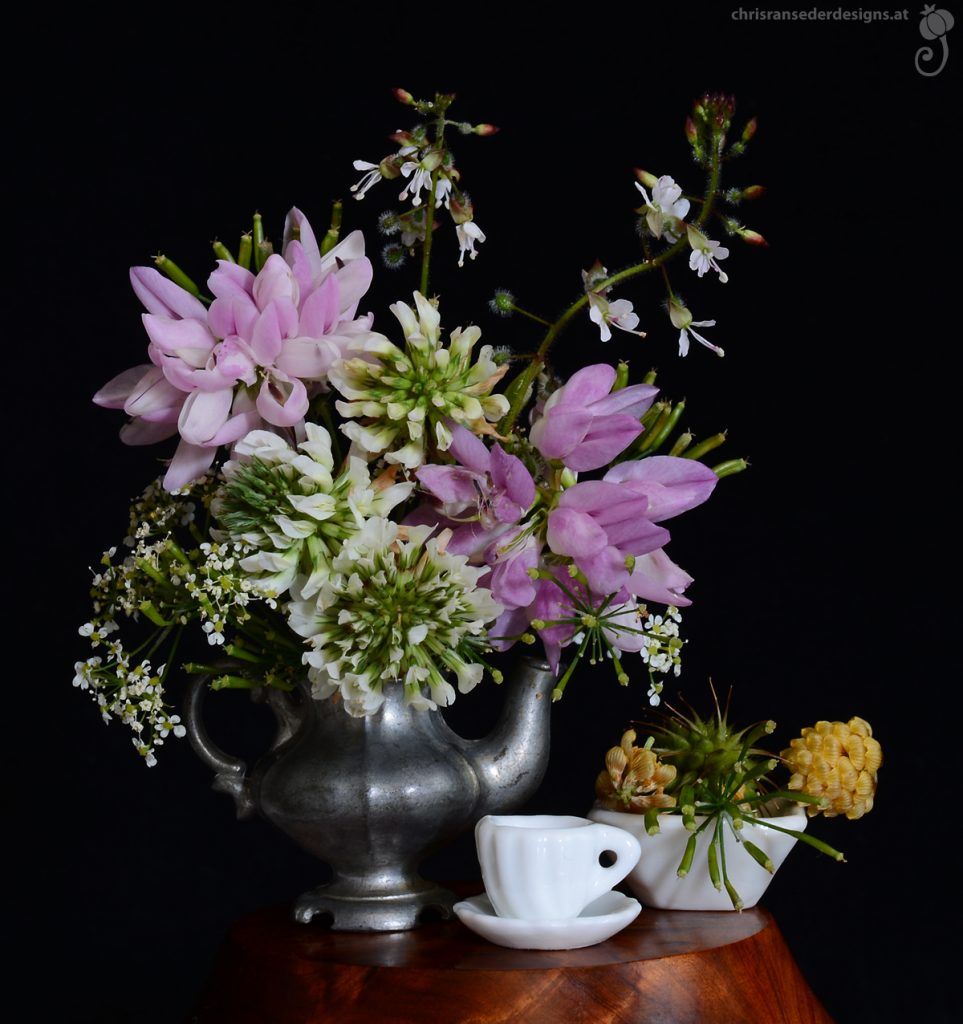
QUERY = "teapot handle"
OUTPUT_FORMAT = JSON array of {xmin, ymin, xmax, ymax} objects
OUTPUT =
[
  {"xmin": 184, "ymin": 677, "xmax": 306, "ymax": 820},
  {"xmin": 184, "ymin": 675, "xmax": 256, "ymax": 819}
]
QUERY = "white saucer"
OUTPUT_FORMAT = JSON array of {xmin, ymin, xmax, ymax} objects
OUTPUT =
[{"xmin": 452, "ymin": 890, "xmax": 641, "ymax": 950}]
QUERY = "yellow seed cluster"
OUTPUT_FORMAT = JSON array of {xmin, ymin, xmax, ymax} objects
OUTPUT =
[
  {"xmin": 595, "ymin": 729, "xmax": 677, "ymax": 812},
  {"xmin": 781, "ymin": 717, "xmax": 882, "ymax": 819}
]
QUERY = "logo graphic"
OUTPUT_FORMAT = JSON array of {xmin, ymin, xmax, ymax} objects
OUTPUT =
[{"xmin": 916, "ymin": 5, "xmax": 954, "ymax": 75}]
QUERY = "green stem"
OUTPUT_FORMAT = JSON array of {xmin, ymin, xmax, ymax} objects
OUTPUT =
[
  {"xmin": 419, "ymin": 169, "xmax": 440, "ymax": 294},
  {"xmin": 509, "ymin": 303, "xmax": 554, "ymax": 327},
  {"xmin": 498, "ymin": 130, "xmax": 724, "ymax": 437},
  {"xmin": 743, "ymin": 815, "xmax": 845, "ymax": 861},
  {"xmin": 696, "ymin": 132, "xmax": 723, "ymax": 229}
]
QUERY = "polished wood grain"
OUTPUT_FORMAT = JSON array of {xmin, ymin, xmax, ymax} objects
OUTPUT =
[{"xmin": 191, "ymin": 887, "xmax": 832, "ymax": 1024}]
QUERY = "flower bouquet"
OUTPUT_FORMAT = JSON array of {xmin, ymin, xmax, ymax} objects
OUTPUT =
[
  {"xmin": 73, "ymin": 89, "xmax": 786, "ymax": 929},
  {"xmin": 75, "ymin": 89, "xmax": 760, "ymax": 767}
]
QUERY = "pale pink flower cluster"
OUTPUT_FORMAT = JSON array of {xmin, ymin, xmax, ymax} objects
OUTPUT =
[{"xmin": 94, "ymin": 209, "xmax": 376, "ymax": 489}]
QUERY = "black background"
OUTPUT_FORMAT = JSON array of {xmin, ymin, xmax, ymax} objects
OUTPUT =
[{"xmin": 13, "ymin": 7, "xmax": 956, "ymax": 1022}]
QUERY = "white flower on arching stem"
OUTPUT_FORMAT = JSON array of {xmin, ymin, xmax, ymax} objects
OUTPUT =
[
  {"xmin": 636, "ymin": 175, "xmax": 690, "ymax": 239},
  {"xmin": 582, "ymin": 265, "xmax": 646, "ymax": 342},
  {"xmin": 687, "ymin": 224, "xmax": 730, "ymax": 282},
  {"xmin": 456, "ymin": 221, "xmax": 486, "ymax": 266},
  {"xmin": 350, "ymin": 160, "xmax": 383, "ymax": 200},
  {"xmin": 668, "ymin": 299, "xmax": 724, "ymax": 358},
  {"xmin": 588, "ymin": 295, "xmax": 645, "ymax": 343}
]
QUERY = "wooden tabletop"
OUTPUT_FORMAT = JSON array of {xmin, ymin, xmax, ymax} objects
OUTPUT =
[{"xmin": 191, "ymin": 887, "xmax": 832, "ymax": 1024}]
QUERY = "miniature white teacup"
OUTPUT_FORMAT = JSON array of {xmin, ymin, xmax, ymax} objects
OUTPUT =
[{"xmin": 475, "ymin": 814, "xmax": 641, "ymax": 921}]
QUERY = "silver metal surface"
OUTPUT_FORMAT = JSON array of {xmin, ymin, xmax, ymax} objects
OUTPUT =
[{"xmin": 185, "ymin": 657, "xmax": 555, "ymax": 931}]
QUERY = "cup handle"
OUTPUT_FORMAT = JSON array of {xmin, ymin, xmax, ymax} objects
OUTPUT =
[{"xmin": 590, "ymin": 824, "xmax": 642, "ymax": 895}]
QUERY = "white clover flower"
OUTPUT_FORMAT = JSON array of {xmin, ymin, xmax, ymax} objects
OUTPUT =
[
  {"xmin": 330, "ymin": 292, "xmax": 510, "ymax": 470},
  {"xmin": 287, "ymin": 518, "xmax": 502, "ymax": 717},
  {"xmin": 214, "ymin": 423, "xmax": 414, "ymax": 599}
]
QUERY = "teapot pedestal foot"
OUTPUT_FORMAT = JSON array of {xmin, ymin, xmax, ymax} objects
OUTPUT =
[{"xmin": 293, "ymin": 880, "xmax": 456, "ymax": 931}]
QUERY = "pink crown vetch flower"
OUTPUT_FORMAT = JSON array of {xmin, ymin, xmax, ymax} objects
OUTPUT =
[
  {"xmin": 94, "ymin": 210, "xmax": 375, "ymax": 490},
  {"xmin": 529, "ymin": 364, "xmax": 658, "ymax": 471}
]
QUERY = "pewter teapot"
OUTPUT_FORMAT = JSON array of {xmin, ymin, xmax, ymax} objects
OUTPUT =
[{"xmin": 185, "ymin": 658, "xmax": 555, "ymax": 931}]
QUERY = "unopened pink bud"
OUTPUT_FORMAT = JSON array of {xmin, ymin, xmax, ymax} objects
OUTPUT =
[
  {"xmin": 393, "ymin": 88, "xmax": 414, "ymax": 105},
  {"xmin": 739, "ymin": 228, "xmax": 768, "ymax": 246},
  {"xmin": 685, "ymin": 117, "xmax": 698, "ymax": 144},
  {"xmin": 741, "ymin": 117, "xmax": 758, "ymax": 142},
  {"xmin": 742, "ymin": 185, "xmax": 765, "ymax": 200},
  {"xmin": 473, "ymin": 123, "xmax": 499, "ymax": 136}
]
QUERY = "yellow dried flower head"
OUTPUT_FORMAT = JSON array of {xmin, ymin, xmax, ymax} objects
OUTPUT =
[
  {"xmin": 781, "ymin": 717, "xmax": 882, "ymax": 819},
  {"xmin": 595, "ymin": 728, "xmax": 677, "ymax": 812}
]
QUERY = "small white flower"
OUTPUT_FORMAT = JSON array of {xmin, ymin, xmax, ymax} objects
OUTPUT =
[
  {"xmin": 399, "ymin": 161, "xmax": 434, "ymax": 206},
  {"xmin": 350, "ymin": 160, "xmax": 382, "ymax": 200},
  {"xmin": 587, "ymin": 295, "xmax": 644, "ymax": 342},
  {"xmin": 668, "ymin": 300, "xmax": 724, "ymax": 358},
  {"xmin": 582, "ymin": 265, "xmax": 646, "ymax": 342},
  {"xmin": 687, "ymin": 225, "xmax": 730, "ymax": 282},
  {"xmin": 636, "ymin": 175, "xmax": 690, "ymax": 239},
  {"xmin": 456, "ymin": 221, "xmax": 486, "ymax": 266}
]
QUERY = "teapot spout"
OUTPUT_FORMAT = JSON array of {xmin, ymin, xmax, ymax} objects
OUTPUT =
[{"xmin": 455, "ymin": 657, "xmax": 556, "ymax": 818}]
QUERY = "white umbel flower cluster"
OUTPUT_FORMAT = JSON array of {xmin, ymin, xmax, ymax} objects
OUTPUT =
[{"xmin": 287, "ymin": 518, "xmax": 503, "ymax": 717}]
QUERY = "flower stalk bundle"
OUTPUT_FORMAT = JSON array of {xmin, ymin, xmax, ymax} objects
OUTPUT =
[{"xmin": 76, "ymin": 89, "xmax": 769, "ymax": 765}]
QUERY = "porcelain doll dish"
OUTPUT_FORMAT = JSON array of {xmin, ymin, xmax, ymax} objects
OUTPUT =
[{"xmin": 452, "ymin": 890, "xmax": 641, "ymax": 950}]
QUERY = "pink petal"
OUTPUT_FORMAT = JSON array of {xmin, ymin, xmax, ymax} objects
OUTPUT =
[
  {"xmin": 285, "ymin": 240, "xmax": 314, "ymax": 297},
  {"xmin": 557, "ymin": 481, "xmax": 628, "ymax": 514},
  {"xmin": 605, "ymin": 456, "xmax": 718, "ymax": 521},
  {"xmin": 588, "ymin": 382, "xmax": 659, "ymax": 418},
  {"xmin": 93, "ymin": 365, "xmax": 154, "ymax": 409},
  {"xmin": 627, "ymin": 549, "xmax": 694, "ymax": 607},
  {"xmin": 577, "ymin": 546, "xmax": 630, "ymax": 595},
  {"xmin": 163, "ymin": 438, "xmax": 217, "ymax": 491},
  {"xmin": 546, "ymin": 508, "xmax": 607, "ymax": 558},
  {"xmin": 416, "ymin": 465, "xmax": 481, "ymax": 505},
  {"xmin": 119, "ymin": 419, "xmax": 179, "ymax": 445},
  {"xmin": 159, "ymin": 357, "xmax": 233, "ymax": 394},
  {"xmin": 489, "ymin": 606, "xmax": 532, "ymax": 654},
  {"xmin": 130, "ymin": 267, "xmax": 208, "ymax": 321},
  {"xmin": 207, "ymin": 261, "xmax": 255, "ymax": 302},
  {"xmin": 208, "ymin": 293, "xmax": 258, "ymax": 340},
  {"xmin": 250, "ymin": 303, "xmax": 284, "ymax": 365},
  {"xmin": 530, "ymin": 406, "xmax": 591, "ymax": 460},
  {"xmin": 283, "ymin": 207, "xmax": 323, "ymax": 282},
  {"xmin": 209, "ymin": 407, "xmax": 262, "ymax": 446},
  {"xmin": 275, "ymin": 337, "xmax": 331, "ymax": 380},
  {"xmin": 256, "ymin": 373, "xmax": 308, "ymax": 427},
  {"xmin": 124, "ymin": 369, "xmax": 185, "ymax": 420},
  {"xmin": 331, "ymin": 258, "xmax": 373, "ymax": 318},
  {"xmin": 142, "ymin": 314, "xmax": 216, "ymax": 367},
  {"xmin": 299, "ymin": 274, "xmax": 340, "ymax": 337},
  {"xmin": 178, "ymin": 388, "xmax": 234, "ymax": 445},
  {"xmin": 555, "ymin": 364, "xmax": 616, "ymax": 407},
  {"xmin": 253, "ymin": 254, "xmax": 299, "ymax": 311},
  {"xmin": 563, "ymin": 415, "xmax": 644, "ymax": 471},
  {"xmin": 447, "ymin": 424, "xmax": 491, "ymax": 474},
  {"xmin": 601, "ymin": 516, "xmax": 669, "ymax": 554},
  {"xmin": 490, "ymin": 445, "xmax": 536, "ymax": 512}
]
